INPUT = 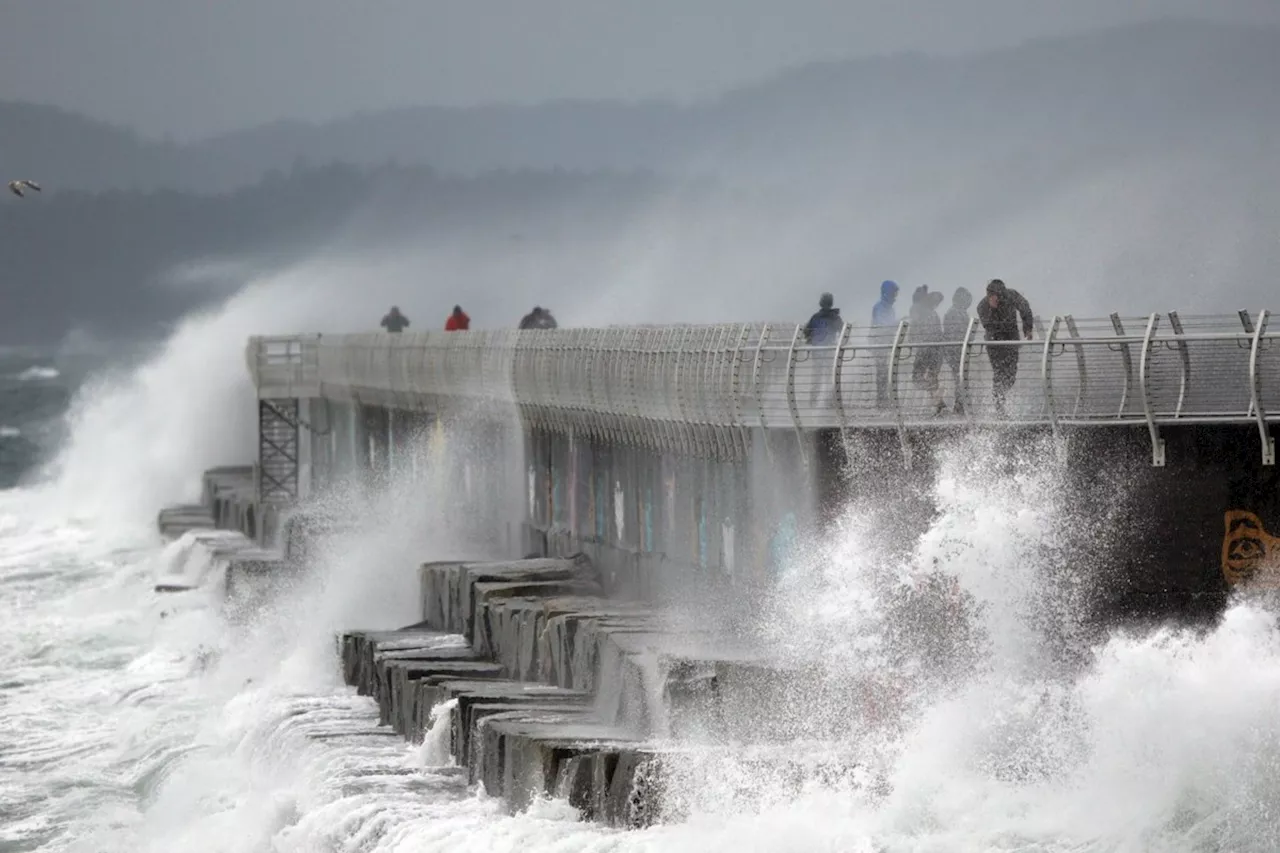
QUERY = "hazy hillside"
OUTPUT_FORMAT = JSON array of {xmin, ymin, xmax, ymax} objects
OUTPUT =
[
  {"xmin": 0, "ymin": 163, "xmax": 680, "ymax": 345},
  {"xmin": 2, "ymin": 17, "xmax": 1278, "ymax": 348},
  {"xmin": 2, "ymin": 19, "xmax": 1276, "ymax": 193}
]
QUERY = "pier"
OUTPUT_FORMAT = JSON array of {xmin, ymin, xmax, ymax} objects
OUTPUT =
[{"xmin": 161, "ymin": 309, "xmax": 1280, "ymax": 824}]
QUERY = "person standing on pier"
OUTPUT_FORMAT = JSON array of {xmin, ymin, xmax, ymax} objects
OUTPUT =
[
  {"xmin": 975, "ymin": 279, "xmax": 1033, "ymax": 415},
  {"xmin": 445, "ymin": 305, "xmax": 471, "ymax": 331},
  {"xmin": 943, "ymin": 287, "xmax": 973, "ymax": 414},
  {"xmin": 804, "ymin": 292, "xmax": 842, "ymax": 346},
  {"xmin": 871, "ymin": 280, "xmax": 899, "ymax": 408},
  {"xmin": 803, "ymin": 292, "xmax": 843, "ymax": 406},
  {"xmin": 518, "ymin": 306, "xmax": 558, "ymax": 329},
  {"xmin": 380, "ymin": 306, "xmax": 409, "ymax": 333}
]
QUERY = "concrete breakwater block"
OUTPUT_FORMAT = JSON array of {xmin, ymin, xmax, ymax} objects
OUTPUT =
[
  {"xmin": 222, "ymin": 549, "xmax": 296, "ymax": 614},
  {"xmin": 156, "ymin": 504, "xmax": 216, "ymax": 541},
  {"xmin": 341, "ymin": 628, "xmax": 471, "ymax": 696},
  {"xmin": 379, "ymin": 658, "xmax": 504, "ymax": 734},
  {"xmin": 419, "ymin": 555, "xmax": 598, "ymax": 639},
  {"xmin": 201, "ymin": 465, "xmax": 257, "ymax": 533},
  {"xmin": 279, "ymin": 508, "xmax": 364, "ymax": 564},
  {"xmin": 409, "ymin": 677, "xmax": 592, "ymax": 758},
  {"xmin": 153, "ymin": 528, "xmax": 253, "ymax": 592},
  {"xmin": 539, "ymin": 603, "xmax": 656, "ymax": 691},
  {"xmin": 470, "ymin": 584, "xmax": 607, "ymax": 678},
  {"xmin": 472, "ymin": 708, "xmax": 642, "ymax": 812}
]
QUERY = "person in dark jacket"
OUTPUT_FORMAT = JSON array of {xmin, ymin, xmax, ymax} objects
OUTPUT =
[
  {"xmin": 975, "ymin": 279, "xmax": 1033, "ymax": 414},
  {"xmin": 445, "ymin": 305, "xmax": 470, "ymax": 331},
  {"xmin": 908, "ymin": 286, "xmax": 946, "ymax": 414},
  {"xmin": 803, "ymin": 293, "xmax": 844, "ymax": 406},
  {"xmin": 519, "ymin": 306, "xmax": 558, "ymax": 329},
  {"xmin": 942, "ymin": 287, "xmax": 973, "ymax": 413},
  {"xmin": 380, "ymin": 305, "xmax": 409, "ymax": 333},
  {"xmin": 804, "ymin": 293, "xmax": 843, "ymax": 345}
]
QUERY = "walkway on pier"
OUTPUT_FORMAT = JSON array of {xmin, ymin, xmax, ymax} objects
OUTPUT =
[{"xmin": 249, "ymin": 309, "xmax": 1279, "ymax": 466}]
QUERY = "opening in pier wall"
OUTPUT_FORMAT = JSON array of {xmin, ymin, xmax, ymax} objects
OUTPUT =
[{"xmin": 819, "ymin": 422, "xmax": 1279, "ymax": 628}]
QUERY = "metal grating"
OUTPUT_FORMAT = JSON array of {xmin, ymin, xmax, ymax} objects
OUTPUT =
[{"xmin": 258, "ymin": 398, "xmax": 300, "ymax": 503}]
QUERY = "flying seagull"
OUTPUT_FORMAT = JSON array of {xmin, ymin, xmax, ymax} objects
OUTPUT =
[{"xmin": 8, "ymin": 180, "xmax": 41, "ymax": 198}]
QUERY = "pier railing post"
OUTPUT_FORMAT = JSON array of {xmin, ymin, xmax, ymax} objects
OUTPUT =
[
  {"xmin": 1249, "ymin": 308, "xmax": 1275, "ymax": 466},
  {"xmin": 1041, "ymin": 315, "xmax": 1063, "ymax": 452},
  {"xmin": 958, "ymin": 317, "xmax": 976, "ymax": 423},
  {"xmin": 1109, "ymin": 313, "xmax": 1134, "ymax": 418},
  {"xmin": 1167, "ymin": 310, "xmax": 1191, "ymax": 419},
  {"xmin": 887, "ymin": 319, "xmax": 912, "ymax": 469},
  {"xmin": 784, "ymin": 324, "xmax": 808, "ymax": 468},
  {"xmin": 1139, "ymin": 312, "xmax": 1166, "ymax": 467}
]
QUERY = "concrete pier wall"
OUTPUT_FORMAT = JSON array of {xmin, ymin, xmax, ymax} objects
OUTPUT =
[
  {"xmin": 299, "ymin": 399, "xmax": 825, "ymax": 601},
  {"xmin": 296, "ymin": 391, "xmax": 1278, "ymax": 616}
]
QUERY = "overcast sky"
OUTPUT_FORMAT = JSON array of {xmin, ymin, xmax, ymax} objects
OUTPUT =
[{"xmin": 3, "ymin": 0, "xmax": 1278, "ymax": 140}]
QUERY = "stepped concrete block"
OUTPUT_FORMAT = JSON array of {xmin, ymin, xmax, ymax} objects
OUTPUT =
[
  {"xmin": 420, "ymin": 555, "xmax": 598, "ymax": 640},
  {"xmin": 156, "ymin": 505, "xmax": 215, "ymax": 540},
  {"xmin": 223, "ymin": 549, "xmax": 295, "ymax": 614},
  {"xmin": 406, "ymin": 677, "xmax": 590, "ymax": 750},
  {"xmin": 539, "ymin": 604, "xmax": 655, "ymax": 690},
  {"xmin": 472, "ymin": 709, "xmax": 637, "ymax": 810},
  {"xmin": 378, "ymin": 659, "xmax": 505, "ymax": 732},
  {"xmin": 473, "ymin": 581, "xmax": 601, "ymax": 676},
  {"xmin": 374, "ymin": 648, "xmax": 486, "ymax": 724},
  {"xmin": 342, "ymin": 629, "xmax": 466, "ymax": 694},
  {"xmin": 470, "ymin": 581, "xmax": 602, "ymax": 661}
]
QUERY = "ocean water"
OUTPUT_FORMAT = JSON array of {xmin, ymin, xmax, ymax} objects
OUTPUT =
[{"xmin": 4, "ymin": 311, "xmax": 1280, "ymax": 853}]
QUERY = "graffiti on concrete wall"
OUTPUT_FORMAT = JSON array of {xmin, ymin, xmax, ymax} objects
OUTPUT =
[{"xmin": 1222, "ymin": 510, "xmax": 1280, "ymax": 586}]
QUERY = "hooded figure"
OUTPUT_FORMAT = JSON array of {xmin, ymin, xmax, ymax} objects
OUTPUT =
[
  {"xmin": 872, "ymin": 280, "xmax": 899, "ymax": 328},
  {"xmin": 908, "ymin": 286, "xmax": 946, "ymax": 414},
  {"xmin": 804, "ymin": 292, "xmax": 843, "ymax": 345},
  {"xmin": 380, "ymin": 305, "xmax": 409, "ymax": 333},
  {"xmin": 975, "ymin": 279, "xmax": 1033, "ymax": 413},
  {"xmin": 445, "ymin": 305, "xmax": 471, "ymax": 332},
  {"xmin": 871, "ymin": 280, "xmax": 900, "ymax": 407},
  {"xmin": 519, "ymin": 306, "xmax": 559, "ymax": 330}
]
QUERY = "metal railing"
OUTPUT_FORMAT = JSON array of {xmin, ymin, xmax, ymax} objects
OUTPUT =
[
  {"xmin": 246, "ymin": 334, "xmax": 322, "ymax": 398},
  {"xmin": 245, "ymin": 311, "xmax": 1279, "ymax": 466}
]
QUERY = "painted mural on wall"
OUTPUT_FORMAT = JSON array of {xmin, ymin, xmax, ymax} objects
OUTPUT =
[{"xmin": 1222, "ymin": 510, "xmax": 1280, "ymax": 587}]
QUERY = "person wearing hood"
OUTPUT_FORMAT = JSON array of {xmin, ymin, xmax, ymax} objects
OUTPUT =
[
  {"xmin": 519, "ymin": 306, "xmax": 558, "ymax": 330},
  {"xmin": 380, "ymin": 305, "xmax": 409, "ymax": 333},
  {"xmin": 444, "ymin": 305, "xmax": 471, "ymax": 331},
  {"xmin": 804, "ymin": 292, "xmax": 842, "ymax": 345},
  {"xmin": 908, "ymin": 286, "xmax": 947, "ymax": 415},
  {"xmin": 943, "ymin": 287, "xmax": 973, "ymax": 413},
  {"xmin": 870, "ymin": 280, "xmax": 900, "ymax": 407},
  {"xmin": 975, "ymin": 279, "xmax": 1033, "ymax": 414}
]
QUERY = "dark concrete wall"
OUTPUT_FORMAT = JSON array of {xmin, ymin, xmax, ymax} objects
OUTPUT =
[{"xmin": 820, "ymin": 422, "xmax": 1278, "ymax": 626}]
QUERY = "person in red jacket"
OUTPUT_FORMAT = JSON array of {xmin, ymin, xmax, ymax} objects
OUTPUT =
[{"xmin": 444, "ymin": 305, "xmax": 470, "ymax": 331}]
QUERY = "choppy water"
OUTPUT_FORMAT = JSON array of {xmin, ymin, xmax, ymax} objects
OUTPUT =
[{"xmin": 4, "ymin": 290, "xmax": 1280, "ymax": 853}]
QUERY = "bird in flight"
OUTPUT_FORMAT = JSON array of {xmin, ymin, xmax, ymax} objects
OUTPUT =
[{"xmin": 8, "ymin": 180, "xmax": 41, "ymax": 198}]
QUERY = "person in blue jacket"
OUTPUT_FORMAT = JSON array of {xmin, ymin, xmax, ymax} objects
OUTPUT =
[{"xmin": 871, "ymin": 280, "xmax": 900, "ymax": 407}]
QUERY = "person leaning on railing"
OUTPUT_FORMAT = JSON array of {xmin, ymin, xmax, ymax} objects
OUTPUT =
[{"xmin": 975, "ymin": 279, "xmax": 1033, "ymax": 415}]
